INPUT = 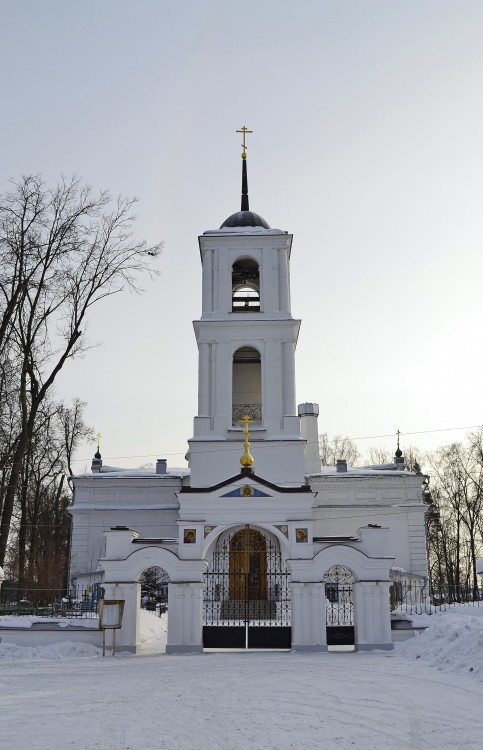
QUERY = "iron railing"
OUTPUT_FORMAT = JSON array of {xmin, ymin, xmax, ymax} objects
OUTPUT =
[
  {"xmin": 390, "ymin": 581, "xmax": 482, "ymax": 616},
  {"xmin": 0, "ymin": 585, "xmax": 101, "ymax": 619},
  {"xmin": 232, "ymin": 403, "xmax": 262, "ymax": 423}
]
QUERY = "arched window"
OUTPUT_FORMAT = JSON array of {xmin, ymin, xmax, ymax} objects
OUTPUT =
[
  {"xmin": 232, "ymin": 258, "xmax": 260, "ymax": 311},
  {"xmin": 232, "ymin": 346, "xmax": 262, "ymax": 424}
]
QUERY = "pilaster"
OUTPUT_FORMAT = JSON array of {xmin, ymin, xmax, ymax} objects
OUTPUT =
[
  {"xmin": 290, "ymin": 582, "xmax": 328, "ymax": 651},
  {"xmin": 353, "ymin": 581, "xmax": 393, "ymax": 651},
  {"xmin": 102, "ymin": 581, "xmax": 141, "ymax": 654},
  {"xmin": 166, "ymin": 582, "xmax": 203, "ymax": 653}
]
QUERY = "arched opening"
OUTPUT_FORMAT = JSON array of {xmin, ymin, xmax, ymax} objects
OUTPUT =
[
  {"xmin": 203, "ymin": 527, "xmax": 291, "ymax": 649},
  {"xmin": 232, "ymin": 346, "xmax": 262, "ymax": 424},
  {"xmin": 322, "ymin": 565, "xmax": 355, "ymax": 650},
  {"xmin": 232, "ymin": 258, "xmax": 260, "ymax": 311},
  {"xmin": 139, "ymin": 566, "xmax": 170, "ymax": 653}
]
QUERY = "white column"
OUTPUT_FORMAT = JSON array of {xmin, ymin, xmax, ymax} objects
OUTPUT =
[
  {"xmin": 372, "ymin": 581, "xmax": 393, "ymax": 646},
  {"xmin": 198, "ymin": 342, "xmax": 210, "ymax": 416},
  {"xmin": 310, "ymin": 582, "xmax": 327, "ymax": 649},
  {"xmin": 102, "ymin": 582, "xmax": 141, "ymax": 654},
  {"xmin": 261, "ymin": 341, "xmax": 282, "ymax": 434},
  {"xmin": 213, "ymin": 341, "xmax": 230, "ymax": 433},
  {"xmin": 353, "ymin": 581, "xmax": 393, "ymax": 651},
  {"xmin": 278, "ymin": 248, "xmax": 290, "ymax": 313},
  {"xmin": 282, "ymin": 341, "xmax": 296, "ymax": 415},
  {"xmin": 188, "ymin": 582, "xmax": 203, "ymax": 646},
  {"xmin": 166, "ymin": 583, "xmax": 203, "ymax": 654},
  {"xmin": 290, "ymin": 582, "xmax": 303, "ymax": 647},
  {"xmin": 201, "ymin": 249, "xmax": 213, "ymax": 314},
  {"xmin": 291, "ymin": 582, "xmax": 328, "ymax": 651}
]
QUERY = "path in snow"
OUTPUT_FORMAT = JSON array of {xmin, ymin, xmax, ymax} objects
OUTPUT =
[{"xmin": 1, "ymin": 649, "xmax": 482, "ymax": 750}]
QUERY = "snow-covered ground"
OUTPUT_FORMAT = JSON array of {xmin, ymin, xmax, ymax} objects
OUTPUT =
[{"xmin": 1, "ymin": 608, "xmax": 482, "ymax": 749}]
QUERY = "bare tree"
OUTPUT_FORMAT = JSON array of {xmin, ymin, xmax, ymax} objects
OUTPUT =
[
  {"xmin": 319, "ymin": 433, "xmax": 360, "ymax": 467},
  {"xmin": 0, "ymin": 175, "xmax": 161, "ymax": 565},
  {"xmin": 364, "ymin": 447, "xmax": 393, "ymax": 465},
  {"xmin": 427, "ymin": 439, "xmax": 483, "ymax": 595}
]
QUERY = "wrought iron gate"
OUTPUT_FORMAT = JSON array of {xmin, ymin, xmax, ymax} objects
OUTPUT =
[
  {"xmin": 323, "ymin": 565, "xmax": 355, "ymax": 646},
  {"xmin": 203, "ymin": 528, "xmax": 291, "ymax": 649}
]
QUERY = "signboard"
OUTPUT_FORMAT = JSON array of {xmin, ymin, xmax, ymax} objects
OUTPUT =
[
  {"xmin": 99, "ymin": 599, "xmax": 125, "ymax": 630},
  {"xmin": 98, "ymin": 599, "xmax": 125, "ymax": 656}
]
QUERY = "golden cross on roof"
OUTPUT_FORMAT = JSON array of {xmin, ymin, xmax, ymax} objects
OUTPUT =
[
  {"xmin": 236, "ymin": 125, "xmax": 253, "ymax": 159},
  {"xmin": 97, "ymin": 432, "xmax": 101, "ymax": 452}
]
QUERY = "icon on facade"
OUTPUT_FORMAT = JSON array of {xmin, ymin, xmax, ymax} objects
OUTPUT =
[
  {"xmin": 295, "ymin": 528, "xmax": 308, "ymax": 543},
  {"xmin": 184, "ymin": 528, "xmax": 197, "ymax": 544}
]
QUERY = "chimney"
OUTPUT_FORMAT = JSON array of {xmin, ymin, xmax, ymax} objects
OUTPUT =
[
  {"xmin": 156, "ymin": 458, "xmax": 167, "ymax": 475},
  {"xmin": 336, "ymin": 459, "xmax": 347, "ymax": 473},
  {"xmin": 298, "ymin": 402, "xmax": 321, "ymax": 474}
]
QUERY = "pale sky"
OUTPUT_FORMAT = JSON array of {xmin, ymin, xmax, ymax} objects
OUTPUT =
[{"xmin": 2, "ymin": 0, "xmax": 483, "ymax": 470}]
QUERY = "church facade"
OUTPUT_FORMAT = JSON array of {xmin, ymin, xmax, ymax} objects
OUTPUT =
[{"xmin": 68, "ymin": 137, "xmax": 427, "ymax": 652}]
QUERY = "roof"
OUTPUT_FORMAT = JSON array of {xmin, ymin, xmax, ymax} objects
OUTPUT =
[{"xmin": 220, "ymin": 210, "xmax": 270, "ymax": 229}]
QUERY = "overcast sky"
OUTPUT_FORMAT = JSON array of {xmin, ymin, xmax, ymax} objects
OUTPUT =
[{"xmin": 2, "ymin": 0, "xmax": 483, "ymax": 470}]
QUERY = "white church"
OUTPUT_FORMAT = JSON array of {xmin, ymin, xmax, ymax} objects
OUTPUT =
[{"xmin": 68, "ymin": 130, "xmax": 428, "ymax": 653}]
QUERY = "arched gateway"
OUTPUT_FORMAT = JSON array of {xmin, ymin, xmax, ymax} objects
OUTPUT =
[{"xmin": 203, "ymin": 527, "xmax": 291, "ymax": 649}]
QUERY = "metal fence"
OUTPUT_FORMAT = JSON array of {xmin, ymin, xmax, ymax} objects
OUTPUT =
[
  {"xmin": 0, "ymin": 585, "xmax": 101, "ymax": 619},
  {"xmin": 390, "ymin": 581, "xmax": 482, "ymax": 615}
]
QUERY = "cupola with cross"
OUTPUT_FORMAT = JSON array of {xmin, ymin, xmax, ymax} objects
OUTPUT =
[{"xmin": 188, "ymin": 127, "xmax": 307, "ymax": 487}]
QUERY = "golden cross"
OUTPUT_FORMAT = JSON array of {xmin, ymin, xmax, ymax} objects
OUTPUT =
[
  {"xmin": 239, "ymin": 414, "xmax": 255, "ymax": 442},
  {"xmin": 97, "ymin": 432, "xmax": 101, "ymax": 452},
  {"xmin": 236, "ymin": 125, "xmax": 253, "ymax": 158}
]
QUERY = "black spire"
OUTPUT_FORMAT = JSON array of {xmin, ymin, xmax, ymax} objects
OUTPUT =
[
  {"xmin": 220, "ymin": 125, "xmax": 271, "ymax": 230},
  {"xmin": 241, "ymin": 156, "xmax": 249, "ymax": 211}
]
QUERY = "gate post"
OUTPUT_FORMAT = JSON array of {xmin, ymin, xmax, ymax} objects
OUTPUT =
[
  {"xmin": 166, "ymin": 582, "xmax": 203, "ymax": 653},
  {"xmin": 353, "ymin": 581, "xmax": 393, "ymax": 651},
  {"xmin": 291, "ymin": 582, "xmax": 328, "ymax": 651},
  {"xmin": 102, "ymin": 581, "xmax": 141, "ymax": 653}
]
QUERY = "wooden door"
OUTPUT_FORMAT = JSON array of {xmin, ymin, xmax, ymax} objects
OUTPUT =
[{"xmin": 229, "ymin": 529, "xmax": 267, "ymax": 600}]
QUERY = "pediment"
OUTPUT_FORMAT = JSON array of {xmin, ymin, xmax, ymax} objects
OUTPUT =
[
  {"xmin": 181, "ymin": 468, "xmax": 311, "ymax": 494},
  {"xmin": 222, "ymin": 486, "xmax": 271, "ymax": 498}
]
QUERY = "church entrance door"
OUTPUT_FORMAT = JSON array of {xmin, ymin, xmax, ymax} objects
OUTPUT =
[
  {"xmin": 229, "ymin": 528, "xmax": 267, "ymax": 601},
  {"xmin": 203, "ymin": 527, "xmax": 291, "ymax": 649}
]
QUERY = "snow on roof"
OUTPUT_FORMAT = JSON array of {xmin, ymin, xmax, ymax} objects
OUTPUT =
[
  {"xmin": 308, "ymin": 466, "xmax": 412, "ymax": 478},
  {"xmin": 203, "ymin": 226, "xmax": 286, "ymax": 235},
  {"xmin": 73, "ymin": 467, "xmax": 190, "ymax": 479}
]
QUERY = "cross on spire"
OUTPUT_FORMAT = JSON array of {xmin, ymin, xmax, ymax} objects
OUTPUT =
[{"xmin": 236, "ymin": 125, "xmax": 253, "ymax": 160}]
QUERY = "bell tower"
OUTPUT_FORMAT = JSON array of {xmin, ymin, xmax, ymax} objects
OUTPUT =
[{"xmin": 188, "ymin": 128, "xmax": 306, "ymax": 487}]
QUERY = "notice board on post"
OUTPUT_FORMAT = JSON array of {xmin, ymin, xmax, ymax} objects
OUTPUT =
[{"xmin": 98, "ymin": 599, "xmax": 125, "ymax": 630}]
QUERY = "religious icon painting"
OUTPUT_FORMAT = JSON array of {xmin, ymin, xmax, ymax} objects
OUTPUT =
[
  {"xmin": 295, "ymin": 528, "xmax": 308, "ymax": 543},
  {"xmin": 184, "ymin": 528, "xmax": 197, "ymax": 544}
]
